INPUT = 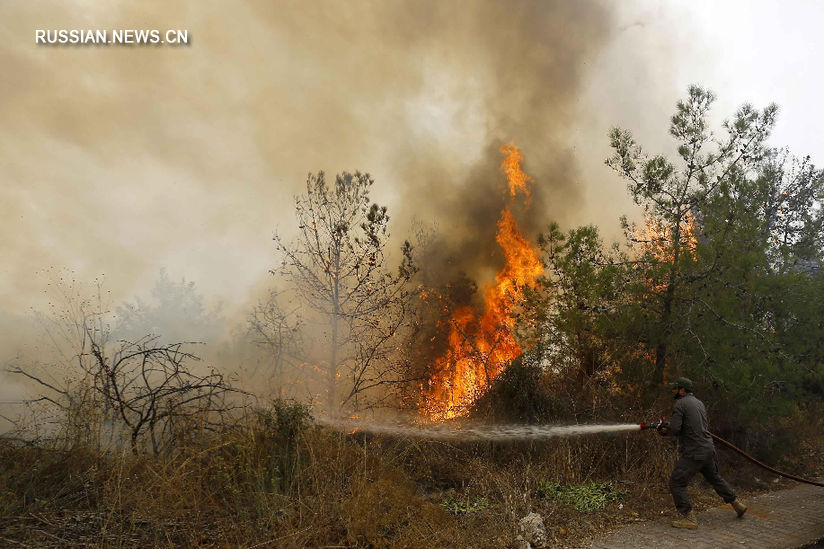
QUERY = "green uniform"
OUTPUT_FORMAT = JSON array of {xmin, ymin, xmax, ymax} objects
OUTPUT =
[{"xmin": 668, "ymin": 393, "xmax": 737, "ymax": 515}]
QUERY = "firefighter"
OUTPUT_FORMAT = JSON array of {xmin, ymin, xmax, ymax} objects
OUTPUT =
[{"xmin": 658, "ymin": 377, "xmax": 747, "ymax": 529}]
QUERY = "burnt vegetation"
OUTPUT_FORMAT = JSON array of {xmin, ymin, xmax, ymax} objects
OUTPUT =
[{"xmin": 2, "ymin": 87, "xmax": 824, "ymax": 547}]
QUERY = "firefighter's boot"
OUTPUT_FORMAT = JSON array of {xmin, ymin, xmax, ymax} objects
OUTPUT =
[
  {"xmin": 731, "ymin": 499, "xmax": 747, "ymax": 518},
  {"xmin": 671, "ymin": 511, "xmax": 698, "ymax": 529}
]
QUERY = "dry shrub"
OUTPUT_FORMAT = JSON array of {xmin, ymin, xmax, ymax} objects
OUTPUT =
[
  {"xmin": 341, "ymin": 468, "xmax": 449, "ymax": 547},
  {"xmin": 3, "ymin": 402, "xmax": 824, "ymax": 548},
  {"xmin": 0, "ymin": 441, "xmax": 101, "ymax": 515}
]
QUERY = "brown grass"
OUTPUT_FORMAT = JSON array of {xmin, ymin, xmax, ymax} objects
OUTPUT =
[{"xmin": 1, "ymin": 404, "xmax": 822, "ymax": 548}]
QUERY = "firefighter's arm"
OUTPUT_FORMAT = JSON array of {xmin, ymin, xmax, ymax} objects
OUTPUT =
[{"xmin": 668, "ymin": 403, "xmax": 684, "ymax": 435}]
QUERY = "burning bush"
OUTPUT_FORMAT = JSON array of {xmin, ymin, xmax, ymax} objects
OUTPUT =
[{"xmin": 422, "ymin": 144, "xmax": 543, "ymax": 420}]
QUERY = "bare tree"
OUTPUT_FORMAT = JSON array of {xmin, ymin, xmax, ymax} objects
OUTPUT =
[
  {"xmin": 247, "ymin": 290, "xmax": 303, "ymax": 398},
  {"xmin": 274, "ymin": 171, "xmax": 416, "ymax": 412},
  {"xmin": 9, "ymin": 278, "xmax": 243, "ymax": 454}
]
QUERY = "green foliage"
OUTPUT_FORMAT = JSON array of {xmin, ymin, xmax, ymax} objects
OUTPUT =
[
  {"xmin": 440, "ymin": 494, "xmax": 489, "ymax": 515},
  {"xmin": 524, "ymin": 86, "xmax": 824, "ymax": 453},
  {"xmin": 253, "ymin": 399, "xmax": 312, "ymax": 491},
  {"xmin": 208, "ymin": 399, "xmax": 314, "ymax": 516},
  {"xmin": 257, "ymin": 399, "xmax": 312, "ymax": 445},
  {"xmin": 533, "ymin": 223, "xmax": 629, "ymax": 387},
  {"xmin": 603, "ymin": 85, "xmax": 779, "ymax": 384},
  {"xmin": 538, "ymin": 481, "xmax": 625, "ymax": 512}
]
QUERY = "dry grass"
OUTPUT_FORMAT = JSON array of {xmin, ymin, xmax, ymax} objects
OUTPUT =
[{"xmin": 1, "ymin": 404, "xmax": 822, "ymax": 548}]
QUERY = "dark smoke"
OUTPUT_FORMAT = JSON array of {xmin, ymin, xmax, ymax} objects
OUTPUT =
[
  {"xmin": 0, "ymin": 1, "xmax": 616, "ymax": 423},
  {"xmin": 385, "ymin": 0, "xmax": 612, "ymax": 295},
  {"xmin": 0, "ymin": 0, "xmax": 613, "ymax": 315}
]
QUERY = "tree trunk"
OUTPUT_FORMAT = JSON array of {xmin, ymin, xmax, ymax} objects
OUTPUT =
[
  {"xmin": 275, "ymin": 327, "xmax": 284, "ymax": 399},
  {"xmin": 654, "ymin": 219, "xmax": 682, "ymax": 384},
  {"xmin": 328, "ymin": 246, "xmax": 341, "ymax": 413},
  {"xmin": 329, "ymin": 309, "xmax": 338, "ymax": 412}
]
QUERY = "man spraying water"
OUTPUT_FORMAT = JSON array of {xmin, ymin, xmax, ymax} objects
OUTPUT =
[{"xmin": 658, "ymin": 377, "xmax": 748, "ymax": 529}]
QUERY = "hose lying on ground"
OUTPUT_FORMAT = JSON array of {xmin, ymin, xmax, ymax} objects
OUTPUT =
[{"xmin": 710, "ymin": 432, "xmax": 824, "ymax": 488}]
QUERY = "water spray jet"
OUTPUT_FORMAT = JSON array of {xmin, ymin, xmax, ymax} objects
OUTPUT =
[
  {"xmin": 319, "ymin": 417, "xmax": 644, "ymax": 442},
  {"xmin": 320, "ymin": 416, "xmax": 824, "ymax": 488}
]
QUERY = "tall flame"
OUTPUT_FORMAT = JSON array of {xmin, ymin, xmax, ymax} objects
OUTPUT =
[{"xmin": 423, "ymin": 144, "xmax": 543, "ymax": 420}]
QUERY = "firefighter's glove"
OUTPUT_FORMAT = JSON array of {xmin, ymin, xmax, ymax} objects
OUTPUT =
[{"xmin": 657, "ymin": 421, "xmax": 671, "ymax": 437}]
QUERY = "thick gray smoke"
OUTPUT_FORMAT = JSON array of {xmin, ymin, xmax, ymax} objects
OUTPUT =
[
  {"xmin": 384, "ymin": 1, "xmax": 612, "ymax": 285},
  {"xmin": 0, "ymin": 1, "xmax": 622, "ymax": 428},
  {"xmin": 0, "ymin": 0, "xmax": 614, "ymax": 316}
]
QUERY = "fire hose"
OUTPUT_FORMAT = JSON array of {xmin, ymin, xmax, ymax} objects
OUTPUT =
[{"xmin": 640, "ymin": 419, "xmax": 824, "ymax": 488}]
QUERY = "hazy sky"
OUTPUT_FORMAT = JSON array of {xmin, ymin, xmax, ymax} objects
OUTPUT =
[{"xmin": 1, "ymin": 0, "xmax": 823, "ymax": 329}]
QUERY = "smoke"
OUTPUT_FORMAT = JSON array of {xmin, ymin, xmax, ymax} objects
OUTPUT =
[
  {"xmin": 1, "ymin": 1, "xmax": 685, "ymax": 417},
  {"xmin": 379, "ymin": 1, "xmax": 613, "ymax": 286},
  {"xmin": 0, "ymin": 0, "xmax": 618, "ymax": 318}
]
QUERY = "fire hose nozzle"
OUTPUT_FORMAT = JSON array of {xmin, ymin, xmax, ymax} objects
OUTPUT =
[{"xmin": 640, "ymin": 417, "xmax": 667, "ymax": 431}]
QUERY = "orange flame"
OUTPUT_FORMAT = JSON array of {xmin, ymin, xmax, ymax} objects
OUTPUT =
[
  {"xmin": 500, "ymin": 143, "xmax": 532, "ymax": 201},
  {"xmin": 423, "ymin": 144, "xmax": 543, "ymax": 420},
  {"xmin": 635, "ymin": 213, "xmax": 698, "ymax": 297},
  {"xmin": 638, "ymin": 213, "xmax": 698, "ymax": 262}
]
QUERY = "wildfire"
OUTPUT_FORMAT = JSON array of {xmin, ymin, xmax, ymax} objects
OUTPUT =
[
  {"xmin": 634, "ymin": 213, "xmax": 698, "ymax": 298},
  {"xmin": 500, "ymin": 143, "xmax": 532, "ymax": 201},
  {"xmin": 423, "ymin": 144, "xmax": 543, "ymax": 420},
  {"xmin": 639, "ymin": 213, "xmax": 698, "ymax": 263}
]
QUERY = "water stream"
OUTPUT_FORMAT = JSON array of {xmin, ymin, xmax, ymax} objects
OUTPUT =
[{"xmin": 317, "ymin": 417, "xmax": 641, "ymax": 441}]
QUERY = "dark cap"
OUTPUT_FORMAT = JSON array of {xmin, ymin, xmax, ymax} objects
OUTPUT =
[{"xmin": 668, "ymin": 377, "xmax": 694, "ymax": 392}]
